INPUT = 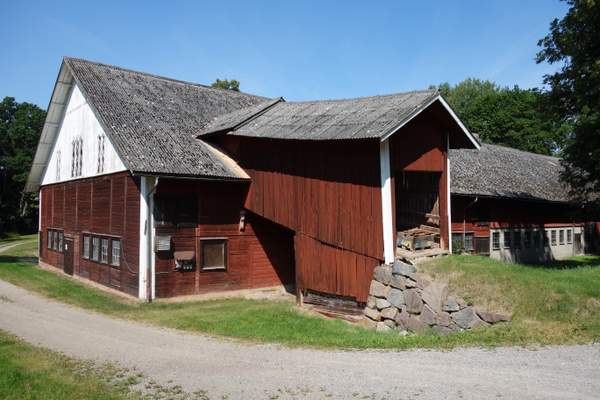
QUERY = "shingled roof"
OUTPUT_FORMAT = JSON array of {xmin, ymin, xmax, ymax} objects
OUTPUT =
[
  {"xmin": 201, "ymin": 90, "xmax": 453, "ymax": 140},
  {"xmin": 450, "ymin": 144, "xmax": 571, "ymax": 203}
]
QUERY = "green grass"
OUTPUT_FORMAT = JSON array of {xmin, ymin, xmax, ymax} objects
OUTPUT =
[
  {"xmin": 1, "ymin": 236, "xmax": 599, "ymax": 349},
  {"xmin": 0, "ymin": 330, "xmax": 141, "ymax": 400}
]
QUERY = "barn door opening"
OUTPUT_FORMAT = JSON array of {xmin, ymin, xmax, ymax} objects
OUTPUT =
[
  {"xmin": 395, "ymin": 171, "xmax": 441, "ymax": 251},
  {"xmin": 63, "ymin": 237, "xmax": 74, "ymax": 276}
]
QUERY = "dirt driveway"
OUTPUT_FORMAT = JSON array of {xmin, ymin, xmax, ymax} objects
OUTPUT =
[{"xmin": 0, "ymin": 279, "xmax": 598, "ymax": 399}]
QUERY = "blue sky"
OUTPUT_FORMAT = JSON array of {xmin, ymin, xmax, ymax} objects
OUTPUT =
[{"xmin": 1, "ymin": 1, "xmax": 567, "ymax": 108}]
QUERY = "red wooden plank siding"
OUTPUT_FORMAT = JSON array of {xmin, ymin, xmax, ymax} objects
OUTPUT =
[{"xmin": 39, "ymin": 172, "xmax": 140, "ymax": 296}]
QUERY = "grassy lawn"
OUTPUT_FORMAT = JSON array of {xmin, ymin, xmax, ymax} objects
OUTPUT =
[
  {"xmin": 1, "ymin": 237, "xmax": 599, "ymax": 349},
  {"xmin": 0, "ymin": 330, "xmax": 141, "ymax": 400}
]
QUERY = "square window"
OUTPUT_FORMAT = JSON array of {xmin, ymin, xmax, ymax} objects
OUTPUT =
[
  {"xmin": 92, "ymin": 237, "xmax": 100, "ymax": 261},
  {"xmin": 111, "ymin": 240, "xmax": 121, "ymax": 267},
  {"xmin": 551, "ymin": 230, "xmax": 557, "ymax": 246},
  {"xmin": 567, "ymin": 229, "xmax": 572, "ymax": 244},
  {"xmin": 200, "ymin": 239, "xmax": 227, "ymax": 271},
  {"xmin": 503, "ymin": 231, "xmax": 511, "ymax": 249},
  {"xmin": 82, "ymin": 235, "xmax": 90, "ymax": 259},
  {"xmin": 492, "ymin": 232, "xmax": 500, "ymax": 250},
  {"xmin": 559, "ymin": 229, "xmax": 565, "ymax": 245},
  {"xmin": 100, "ymin": 238, "xmax": 109, "ymax": 263}
]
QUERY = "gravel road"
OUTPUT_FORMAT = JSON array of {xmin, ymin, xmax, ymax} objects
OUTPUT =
[{"xmin": 0, "ymin": 279, "xmax": 598, "ymax": 400}]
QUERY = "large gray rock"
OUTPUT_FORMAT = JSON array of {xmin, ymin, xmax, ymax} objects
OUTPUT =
[
  {"xmin": 404, "ymin": 289, "xmax": 424, "ymax": 314},
  {"xmin": 420, "ymin": 305, "xmax": 437, "ymax": 326},
  {"xmin": 375, "ymin": 298, "xmax": 391, "ymax": 310},
  {"xmin": 442, "ymin": 297, "xmax": 460, "ymax": 312},
  {"xmin": 421, "ymin": 282, "xmax": 448, "ymax": 313},
  {"xmin": 437, "ymin": 311, "xmax": 451, "ymax": 327},
  {"xmin": 363, "ymin": 306, "xmax": 381, "ymax": 321},
  {"xmin": 451, "ymin": 306, "xmax": 485, "ymax": 329},
  {"xmin": 403, "ymin": 315, "xmax": 429, "ymax": 333},
  {"xmin": 412, "ymin": 273, "xmax": 432, "ymax": 290},
  {"xmin": 405, "ymin": 278, "xmax": 417, "ymax": 288},
  {"xmin": 387, "ymin": 288, "xmax": 405, "ymax": 308},
  {"xmin": 373, "ymin": 265, "xmax": 392, "ymax": 285},
  {"xmin": 381, "ymin": 307, "xmax": 399, "ymax": 320},
  {"xmin": 476, "ymin": 310, "xmax": 511, "ymax": 324},
  {"xmin": 369, "ymin": 280, "xmax": 390, "ymax": 298},
  {"xmin": 376, "ymin": 321, "xmax": 393, "ymax": 332},
  {"xmin": 358, "ymin": 317, "xmax": 377, "ymax": 330},
  {"xmin": 392, "ymin": 260, "xmax": 416, "ymax": 277},
  {"xmin": 366, "ymin": 295, "xmax": 377, "ymax": 309},
  {"xmin": 389, "ymin": 275, "xmax": 406, "ymax": 290},
  {"xmin": 432, "ymin": 325, "xmax": 453, "ymax": 336}
]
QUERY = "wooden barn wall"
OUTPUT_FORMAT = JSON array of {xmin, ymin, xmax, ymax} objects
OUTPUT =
[
  {"xmin": 153, "ymin": 179, "xmax": 295, "ymax": 298},
  {"xmin": 219, "ymin": 136, "xmax": 384, "ymax": 260},
  {"xmin": 39, "ymin": 172, "xmax": 140, "ymax": 296},
  {"xmin": 450, "ymin": 195, "xmax": 581, "ymax": 236},
  {"xmin": 389, "ymin": 113, "xmax": 449, "ymax": 249},
  {"xmin": 213, "ymin": 136, "xmax": 385, "ymax": 302}
]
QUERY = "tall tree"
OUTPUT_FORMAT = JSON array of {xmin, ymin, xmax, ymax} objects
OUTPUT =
[
  {"xmin": 432, "ymin": 79, "xmax": 567, "ymax": 155},
  {"xmin": 211, "ymin": 79, "xmax": 240, "ymax": 92},
  {"xmin": 0, "ymin": 97, "xmax": 45, "ymax": 235},
  {"xmin": 536, "ymin": 0, "xmax": 600, "ymax": 211}
]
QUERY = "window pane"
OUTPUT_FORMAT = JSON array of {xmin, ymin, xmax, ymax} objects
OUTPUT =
[
  {"xmin": 551, "ymin": 230, "xmax": 557, "ymax": 246},
  {"xmin": 47, "ymin": 230, "xmax": 52, "ymax": 249},
  {"xmin": 464, "ymin": 234, "xmax": 474, "ymax": 251},
  {"xmin": 567, "ymin": 229, "xmax": 572, "ymax": 244},
  {"xmin": 58, "ymin": 232, "xmax": 63, "ymax": 252},
  {"xmin": 83, "ymin": 236, "xmax": 90, "ymax": 259},
  {"xmin": 92, "ymin": 237, "xmax": 99, "ymax": 261},
  {"xmin": 201, "ymin": 240, "xmax": 226, "ymax": 270},
  {"xmin": 111, "ymin": 240, "xmax": 121, "ymax": 267},
  {"xmin": 100, "ymin": 238, "xmax": 109, "ymax": 263},
  {"xmin": 492, "ymin": 232, "xmax": 500, "ymax": 250},
  {"xmin": 559, "ymin": 230, "xmax": 565, "ymax": 245}
]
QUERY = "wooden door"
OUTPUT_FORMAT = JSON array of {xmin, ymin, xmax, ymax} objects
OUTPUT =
[
  {"xmin": 574, "ymin": 233, "xmax": 582, "ymax": 254},
  {"xmin": 63, "ymin": 237, "xmax": 74, "ymax": 276}
]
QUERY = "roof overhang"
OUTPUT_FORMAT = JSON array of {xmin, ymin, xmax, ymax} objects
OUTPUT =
[
  {"xmin": 380, "ymin": 94, "xmax": 480, "ymax": 149},
  {"xmin": 25, "ymin": 61, "xmax": 74, "ymax": 192}
]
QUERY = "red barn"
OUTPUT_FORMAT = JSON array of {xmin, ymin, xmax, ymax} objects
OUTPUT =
[{"xmin": 26, "ymin": 57, "xmax": 478, "ymax": 302}]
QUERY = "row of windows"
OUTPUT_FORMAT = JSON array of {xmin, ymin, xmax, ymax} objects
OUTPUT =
[
  {"xmin": 47, "ymin": 229, "xmax": 64, "ymax": 252},
  {"xmin": 82, "ymin": 234, "xmax": 121, "ymax": 267},
  {"xmin": 492, "ymin": 229, "xmax": 573, "ymax": 251}
]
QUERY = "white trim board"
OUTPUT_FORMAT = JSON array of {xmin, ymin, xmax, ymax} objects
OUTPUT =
[{"xmin": 379, "ymin": 140, "xmax": 395, "ymax": 264}]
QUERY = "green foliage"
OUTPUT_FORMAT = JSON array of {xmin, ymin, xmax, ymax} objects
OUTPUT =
[
  {"xmin": 0, "ymin": 97, "xmax": 46, "ymax": 235},
  {"xmin": 210, "ymin": 78, "xmax": 240, "ymax": 92},
  {"xmin": 431, "ymin": 79, "xmax": 568, "ymax": 155},
  {"xmin": 1, "ymin": 237, "xmax": 599, "ymax": 349},
  {"xmin": 536, "ymin": 0, "xmax": 600, "ymax": 214}
]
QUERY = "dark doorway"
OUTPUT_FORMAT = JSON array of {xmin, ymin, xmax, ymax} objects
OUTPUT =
[
  {"xmin": 396, "ymin": 171, "xmax": 441, "ymax": 231},
  {"xmin": 574, "ymin": 233, "xmax": 582, "ymax": 254},
  {"xmin": 63, "ymin": 237, "xmax": 74, "ymax": 276}
]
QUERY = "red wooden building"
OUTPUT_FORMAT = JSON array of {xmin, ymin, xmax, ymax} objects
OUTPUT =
[{"xmin": 27, "ymin": 57, "xmax": 479, "ymax": 302}]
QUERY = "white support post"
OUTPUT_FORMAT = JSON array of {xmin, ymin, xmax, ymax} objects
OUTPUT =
[
  {"xmin": 380, "ymin": 140, "xmax": 395, "ymax": 264},
  {"xmin": 446, "ymin": 132, "xmax": 453, "ymax": 254},
  {"xmin": 38, "ymin": 190, "xmax": 42, "ymax": 258},
  {"xmin": 138, "ymin": 177, "xmax": 149, "ymax": 299}
]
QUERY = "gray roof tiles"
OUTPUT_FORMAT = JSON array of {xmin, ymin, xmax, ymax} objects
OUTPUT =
[
  {"xmin": 65, "ymin": 57, "xmax": 268, "ymax": 179},
  {"xmin": 450, "ymin": 143, "xmax": 571, "ymax": 203}
]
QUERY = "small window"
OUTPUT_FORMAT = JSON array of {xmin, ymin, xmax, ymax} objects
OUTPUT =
[
  {"xmin": 200, "ymin": 239, "xmax": 227, "ymax": 271},
  {"xmin": 71, "ymin": 137, "xmax": 83, "ymax": 177},
  {"xmin": 492, "ymin": 232, "xmax": 500, "ymax": 250},
  {"xmin": 100, "ymin": 238, "xmax": 109, "ymax": 263},
  {"xmin": 82, "ymin": 235, "xmax": 90, "ymax": 259},
  {"xmin": 92, "ymin": 237, "xmax": 100, "ymax": 261},
  {"xmin": 567, "ymin": 229, "xmax": 572, "ymax": 244},
  {"xmin": 464, "ymin": 234, "xmax": 474, "ymax": 251},
  {"xmin": 111, "ymin": 239, "xmax": 121, "ymax": 267},
  {"xmin": 513, "ymin": 231, "xmax": 521, "ymax": 249},
  {"xmin": 534, "ymin": 230, "xmax": 541, "ymax": 248},
  {"xmin": 559, "ymin": 229, "xmax": 565, "ymax": 245},
  {"xmin": 58, "ymin": 232, "xmax": 64, "ymax": 252},
  {"xmin": 551, "ymin": 230, "xmax": 557, "ymax": 246},
  {"xmin": 47, "ymin": 230, "xmax": 52, "ymax": 249},
  {"xmin": 524, "ymin": 231, "xmax": 531, "ymax": 248},
  {"xmin": 154, "ymin": 196, "xmax": 197, "ymax": 226},
  {"xmin": 503, "ymin": 231, "xmax": 511, "ymax": 249}
]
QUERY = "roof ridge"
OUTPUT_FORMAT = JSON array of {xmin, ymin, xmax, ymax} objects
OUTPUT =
[
  {"xmin": 63, "ymin": 56, "xmax": 266, "ymax": 100},
  {"xmin": 285, "ymin": 88, "xmax": 438, "ymax": 104}
]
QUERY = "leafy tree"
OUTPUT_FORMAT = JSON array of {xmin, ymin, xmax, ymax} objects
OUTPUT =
[
  {"xmin": 431, "ymin": 79, "xmax": 568, "ymax": 155},
  {"xmin": 536, "ymin": 0, "xmax": 600, "ymax": 211},
  {"xmin": 0, "ymin": 97, "xmax": 45, "ymax": 235},
  {"xmin": 211, "ymin": 79, "xmax": 240, "ymax": 92}
]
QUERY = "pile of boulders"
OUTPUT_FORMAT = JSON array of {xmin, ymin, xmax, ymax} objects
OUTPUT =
[{"xmin": 361, "ymin": 260, "xmax": 510, "ymax": 335}]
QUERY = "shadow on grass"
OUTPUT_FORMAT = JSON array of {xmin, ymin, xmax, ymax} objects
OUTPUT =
[
  {"xmin": 0, "ymin": 255, "xmax": 38, "ymax": 265},
  {"xmin": 523, "ymin": 255, "xmax": 600, "ymax": 270}
]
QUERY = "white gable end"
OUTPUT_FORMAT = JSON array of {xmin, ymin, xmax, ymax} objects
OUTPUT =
[{"xmin": 41, "ymin": 84, "xmax": 126, "ymax": 185}]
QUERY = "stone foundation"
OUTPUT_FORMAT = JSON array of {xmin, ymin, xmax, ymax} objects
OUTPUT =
[{"xmin": 361, "ymin": 260, "xmax": 510, "ymax": 334}]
